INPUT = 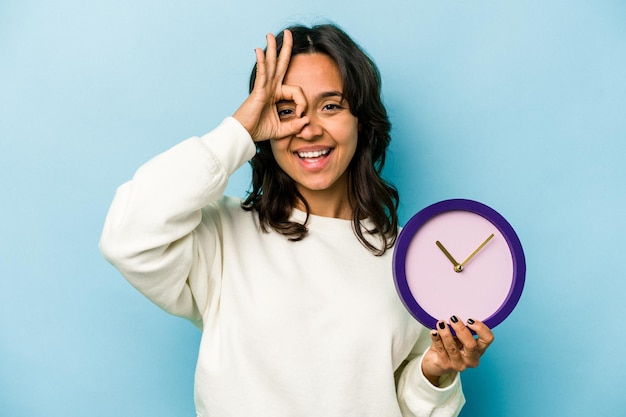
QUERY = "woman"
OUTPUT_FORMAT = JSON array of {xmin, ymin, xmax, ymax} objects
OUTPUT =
[{"xmin": 100, "ymin": 23, "xmax": 493, "ymax": 417}]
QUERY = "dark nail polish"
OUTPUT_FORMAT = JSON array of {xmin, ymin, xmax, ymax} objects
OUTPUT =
[
  {"xmin": 467, "ymin": 318, "xmax": 475, "ymax": 325},
  {"xmin": 450, "ymin": 315, "xmax": 459, "ymax": 323},
  {"xmin": 438, "ymin": 321, "xmax": 446, "ymax": 330},
  {"xmin": 432, "ymin": 331, "xmax": 438, "ymax": 337}
]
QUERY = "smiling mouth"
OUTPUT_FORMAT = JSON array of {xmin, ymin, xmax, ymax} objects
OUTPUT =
[{"xmin": 296, "ymin": 149, "xmax": 331, "ymax": 159}]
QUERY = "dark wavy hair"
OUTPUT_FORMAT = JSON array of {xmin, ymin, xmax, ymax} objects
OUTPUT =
[{"xmin": 241, "ymin": 23, "xmax": 399, "ymax": 256}]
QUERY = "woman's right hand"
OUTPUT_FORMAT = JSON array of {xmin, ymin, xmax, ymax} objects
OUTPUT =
[{"xmin": 233, "ymin": 30, "xmax": 310, "ymax": 142}]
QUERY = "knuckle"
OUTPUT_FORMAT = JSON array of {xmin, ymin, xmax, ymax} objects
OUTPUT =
[
  {"xmin": 446, "ymin": 344, "xmax": 459, "ymax": 356},
  {"xmin": 467, "ymin": 358, "xmax": 480, "ymax": 368},
  {"xmin": 465, "ymin": 340, "xmax": 478, "ymax": 352},
  {"xmin": 455, "ymin": 363, "xmax": 467, "ymax": 372}
]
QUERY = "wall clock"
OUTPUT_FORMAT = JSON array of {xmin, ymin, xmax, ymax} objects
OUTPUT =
[{"xmin": 393, "ymin": 199, "xmax": 526, "ymax": 330}]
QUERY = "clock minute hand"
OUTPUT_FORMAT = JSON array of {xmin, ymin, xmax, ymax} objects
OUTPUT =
[
  {"xmin": 435, "ymin": 241, "xmax": 463, "ymax": 272},
  {"xmin": 460, "ymin": 233, "xmax": 495, "ymax": 269}
]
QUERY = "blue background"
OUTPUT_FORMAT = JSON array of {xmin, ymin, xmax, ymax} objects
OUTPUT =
[{"xmin": 1, "ymin": 1, "xmax": 624, "ymax": 416}]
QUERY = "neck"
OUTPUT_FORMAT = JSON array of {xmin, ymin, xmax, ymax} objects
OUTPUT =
[{"xmin": 295, "ymin": 188, "xmax": 353, "ymax": 220}]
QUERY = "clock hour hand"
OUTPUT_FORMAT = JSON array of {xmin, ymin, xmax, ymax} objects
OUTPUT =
[
  {"xmin": 460, "ymin": 233, "xmax": 495, "ymax": 269},
  {"xmin": 435, "ymin": 241, "xmax": 463, "ymax": 272}
]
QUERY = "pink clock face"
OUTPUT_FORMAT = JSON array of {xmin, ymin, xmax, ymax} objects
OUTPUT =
[
  {"xmin": 394, "ymin": 199, "xmax": 525, "ymax": 329},
  {"xmin": 404, "ymin": 210, "xmax": 514, "ymax": 322}
]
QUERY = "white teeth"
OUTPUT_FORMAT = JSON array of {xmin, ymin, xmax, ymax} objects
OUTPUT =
[{"xmin": 297, "ymin": 149, "xmax": 330, "ymax": 159}]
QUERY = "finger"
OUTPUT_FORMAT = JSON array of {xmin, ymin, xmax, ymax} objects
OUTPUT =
[
  {"xmin": 448, "ymin": 315, "xmax": 476, "ymax": 349},
  {"xmin": 426, "ymin": 327, "xmax": 454, "ymax": 373},
  {"xmin": 448, "ymin": 315, "xmax": 481, "ymax": 367},
  {"xmin": 252, "ymin": 47, "xmax": 267, "ymax": 90},
  {"xmin": 275, "ymin": 30, "xmax": 293, "ymax": 85},
  {"xmin": 436, "ymin": 320, "xmax": 465, "ymax": 369},
  {"xmin": 277, "ymin": 115, "xmax": 310, "ymax": 139},
  {"xmin": 274, "ymin": 84, "xmax": 308, "ymax": 138},
  {"xmin": 429, "ymin": 328, "xmax": 447, "ymax": 355},
  {"xmin": 264, "ymin": 33, "xmax": 278, "ymax": 81},
  {"xmin": 279, "ymin": 85, "xmax": 308, "ymax": 117},
  {"xmin": 466, "ymin": 318, "xmax": 495, "ymax": 352},
  {"xmin": 428, "ymin": 328, "xmax": 450, "ymax": 369}
]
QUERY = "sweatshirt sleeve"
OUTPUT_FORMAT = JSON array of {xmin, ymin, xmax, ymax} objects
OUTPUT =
[
  {"xmin": 99, "ymin": 117, "xmax": 256, "ymax": 328},
  {"xmin": 396, "ymin": 329, "xmax": 466, "ymax": 417}
]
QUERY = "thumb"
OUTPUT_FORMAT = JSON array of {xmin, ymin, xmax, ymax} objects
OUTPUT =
[{"xmin": 277, "ymin": 115, "xmax": 310, "ymax": 138}]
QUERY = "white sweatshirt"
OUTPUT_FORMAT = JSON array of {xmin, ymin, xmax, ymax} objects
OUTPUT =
[{"xmin": 99, "ymin": 117, "xmax": 465, "ymax": 417}]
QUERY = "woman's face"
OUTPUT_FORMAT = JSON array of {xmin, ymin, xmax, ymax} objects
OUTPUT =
[{"xmin": 270, "ymin": 53, "xmax": 359, "ymax": 209}]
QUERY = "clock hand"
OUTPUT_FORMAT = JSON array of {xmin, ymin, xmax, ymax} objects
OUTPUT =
[
  {"xmin": 435, "ymin": 241, "xmax": 463, "ymax": 273},
  {"xmin": 460, "ymin": 233, "xmax": 495, "ymax": 269}
]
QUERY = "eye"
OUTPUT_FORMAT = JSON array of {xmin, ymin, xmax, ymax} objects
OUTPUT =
[
  {"xmin": 322, "ymin": 103, "xmax": 343, "ymax": 112},
  {"xmin": 277, "ymin": 107, "xmax": 296, "ymax": 119}
]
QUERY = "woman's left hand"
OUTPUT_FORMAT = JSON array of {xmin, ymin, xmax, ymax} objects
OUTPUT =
[{"xmin": 421, "ymin": 316, "xmax": 494, "ymax": 386}]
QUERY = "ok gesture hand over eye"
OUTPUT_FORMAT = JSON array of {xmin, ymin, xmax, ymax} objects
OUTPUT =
[{"xmin": 233, "ymin": 30, "xmax": 309, "ymax": 142}]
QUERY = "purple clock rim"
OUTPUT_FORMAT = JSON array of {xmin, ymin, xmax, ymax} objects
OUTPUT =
[{"xmin": 393, "ymin": 199, "xmax": 526, "ymax": 330}]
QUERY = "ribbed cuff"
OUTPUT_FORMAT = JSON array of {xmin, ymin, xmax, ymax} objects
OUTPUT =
[
  {"xmin": 398, "ymin": 354, "xmax": 463, "ymax": 411},
  {"xmin": 200, "ymin": 117, "xmax": 256, "ymax": 176}
]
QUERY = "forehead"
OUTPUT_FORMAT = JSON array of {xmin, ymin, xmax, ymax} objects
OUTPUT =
[{"xmin": 284, "ymin": 53, "xmax": 343, "ymax": 92}]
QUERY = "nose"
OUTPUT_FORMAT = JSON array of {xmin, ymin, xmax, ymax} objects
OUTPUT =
[{"xmin": 295, "ymin": 112, "xmax": 323, "ymax": 140}]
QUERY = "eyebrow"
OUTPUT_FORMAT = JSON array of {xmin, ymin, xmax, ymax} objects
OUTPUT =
[{"xmin": 318, "ymin": 91, "xmax": 344, "ymax": 101}]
